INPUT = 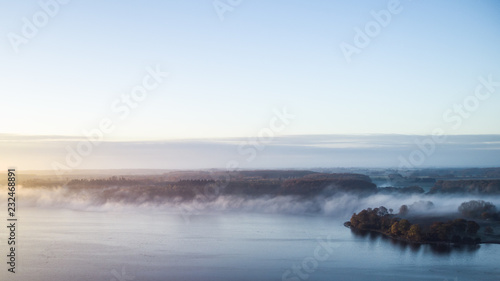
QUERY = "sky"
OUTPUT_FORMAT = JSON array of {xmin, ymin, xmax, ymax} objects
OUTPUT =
[{"xmin": 1, "ymin": 0, "xmax": 500, "ymax": 171}]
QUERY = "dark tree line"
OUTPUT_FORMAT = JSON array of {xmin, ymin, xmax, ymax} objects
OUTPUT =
[
  {"xmin": 458, "ymin": 200, "xmax": 500, "ymax": 221},
  {"xmin": 346, "ymin": 206, "xmax": 482, "ymax": 244},
  {"xmin": 430, "ymin": 180, "xmax": 500, "ymax": 194}
]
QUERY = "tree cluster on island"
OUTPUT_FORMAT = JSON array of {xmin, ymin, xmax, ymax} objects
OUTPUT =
[
  {"xmin": 458, "ymin": 200, "xmax": 500, "ymax": 221},
  {"xmin": 345, "ymin": 205, "xmax": 482, "ymax": 244}
]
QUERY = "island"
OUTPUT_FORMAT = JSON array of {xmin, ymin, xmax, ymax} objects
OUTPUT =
[{"xmin": 345, "ymin": 201, "xmax": 500, "ymax": 245}]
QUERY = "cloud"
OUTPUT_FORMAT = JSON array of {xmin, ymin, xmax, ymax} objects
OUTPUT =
[{"xmin": 1, "ymin": 134, "xmax": 500, "ymax": 170}]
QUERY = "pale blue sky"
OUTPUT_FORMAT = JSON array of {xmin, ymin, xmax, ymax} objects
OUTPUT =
[
  {"xmin": 1, "ymin": 1, "xmax": 500, "ymax": 170},
  {"xmin": 2, "ymin": 0, "xmax": 500, "ymax": 139}
]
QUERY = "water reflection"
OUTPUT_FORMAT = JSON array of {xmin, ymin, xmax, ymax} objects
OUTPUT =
[{"xmin": 349, "ymin": 228, "xmax": 480, "ymax": 255}]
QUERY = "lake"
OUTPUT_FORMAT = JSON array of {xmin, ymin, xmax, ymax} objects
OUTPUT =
[{"xmin": 3, "ymin": 207, "xmax": 499, "ymax": 281}]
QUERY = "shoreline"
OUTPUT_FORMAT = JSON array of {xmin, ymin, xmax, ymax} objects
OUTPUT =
[{"xmin": 344, "ymin": 223, "xmax": 500, "ymax": 245}]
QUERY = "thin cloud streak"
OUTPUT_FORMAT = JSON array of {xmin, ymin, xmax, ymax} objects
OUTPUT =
[{"xmin": 1, "ymin": 134, "xmax": 500, "ymax": 170}]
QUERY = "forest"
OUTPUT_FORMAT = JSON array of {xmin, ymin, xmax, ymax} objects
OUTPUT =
[{"xmin": 344, "ymin": 200, "xmax": 500, "ymax": 244}]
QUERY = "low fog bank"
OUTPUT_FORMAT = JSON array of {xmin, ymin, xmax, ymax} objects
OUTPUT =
[{"xmin": 4, "ymin": 185, "xmax": 500, "ymax": 220}]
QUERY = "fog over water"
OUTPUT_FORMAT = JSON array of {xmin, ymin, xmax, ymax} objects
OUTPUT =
[
  {"xmin": 2, "ymin": 184, "xmax": 500, "ymax": 281},
  {"xmin": 8, "ymin": 185, "xmax": 500, "ymax": 219}
]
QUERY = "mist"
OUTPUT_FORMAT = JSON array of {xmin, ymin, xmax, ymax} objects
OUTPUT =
[{"xmin": 6, "ymin": 184, "xmax": 500, "ymax": 220}]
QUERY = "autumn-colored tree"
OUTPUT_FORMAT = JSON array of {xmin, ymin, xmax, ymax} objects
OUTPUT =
[
  {"xmin": 406, "ymin": 224, "xmax": 422, "ymax": 241},
  {"xmin": 347, "ymin": 206, "xmax": 483, "ymax": 244},
  {"xmin": 350, "ymin": 213, "xmax": 359, "ymax": 228},
  {"xmin": 430, "ymin": 222, "xmax": 451, "ymax": 241},
  {"xmin": 390, "ymin": 222, "xmax": 400, "ymax": 235},
  {"xmin": 398, "ymin": 219, "xmax": 411, "ymax": 235}
]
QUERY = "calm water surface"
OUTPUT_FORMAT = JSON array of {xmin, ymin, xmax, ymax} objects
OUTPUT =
[{"xmin": 3, "ymin": 208, "xmax": 499, "ymax": 281}]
